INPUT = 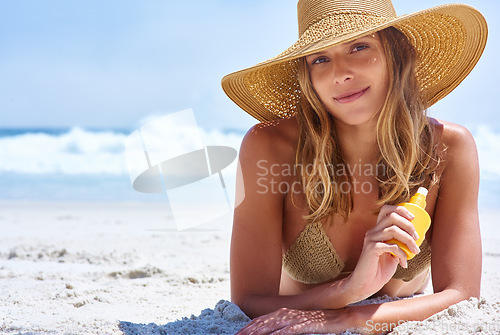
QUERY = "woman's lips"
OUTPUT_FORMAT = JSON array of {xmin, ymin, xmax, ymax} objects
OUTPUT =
[{"xmin": 334, "ymin": 87, "xmax": 369, "ymax": 104}]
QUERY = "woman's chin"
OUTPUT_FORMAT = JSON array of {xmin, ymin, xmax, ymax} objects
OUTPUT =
[{"xmin": 332, "ymin": 115, "xmax": 378, "ymax": 128}]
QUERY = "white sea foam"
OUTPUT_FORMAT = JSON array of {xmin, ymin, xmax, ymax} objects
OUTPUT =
[
  {"xmin": 0, "ymin": 125, "xmax": 499, "ymax": 182},
  {"xmin": 0, "ymin": 127, "xmax": 244, "ymax": 176},
  {"xmin": 0, "ymin": 128, "xmax": 129, "ymax": 175}
]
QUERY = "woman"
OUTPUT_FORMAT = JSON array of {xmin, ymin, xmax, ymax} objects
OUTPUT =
[{"xmin": 221, "ymin": 0, "xmax": 487, "ymax": 333}]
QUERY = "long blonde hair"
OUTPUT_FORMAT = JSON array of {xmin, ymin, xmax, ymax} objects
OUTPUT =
[{"xmin": 296, "ymin": 27, "xmax": 441, "ymax": 223}]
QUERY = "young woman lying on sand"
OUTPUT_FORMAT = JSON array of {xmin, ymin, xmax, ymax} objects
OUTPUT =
[{"xmin": 221, "ymin": 0, "xmax": 488, "ymax": 333}]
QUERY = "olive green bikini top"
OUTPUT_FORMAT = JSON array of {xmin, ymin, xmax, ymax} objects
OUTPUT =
[{"xmin": 282, "ymin": 221, "xmax": 431, "ymax": 284}]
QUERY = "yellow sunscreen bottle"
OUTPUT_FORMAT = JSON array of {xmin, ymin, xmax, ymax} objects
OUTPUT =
[{"xmin": 386, "ymin": 187, "xmax": 431, "ymax": 260}]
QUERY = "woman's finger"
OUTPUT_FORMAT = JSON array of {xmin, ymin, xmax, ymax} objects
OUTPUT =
[
  {"xmin": 367, "ymin": 224, "xmax": 420, "ymax": 255},
  {"xmin": 270, "ymin": 310, "xmax": 328, "ymax": 335},
  {"xmin": 237, "ymin": 308, "xmax": 311, "ymax": 335},
  {"xmin": 375, "ymin": 241, "xmax": 409, "ymax": 268},
  {"xmin": 376, "ymin": 209, "xmax": 419, "ymax": 241},
  {"xmin": 378, "ymin": 204, "xmax": 415, "ymax": 223}
]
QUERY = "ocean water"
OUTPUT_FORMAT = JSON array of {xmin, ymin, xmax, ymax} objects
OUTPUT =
[
  {"xmin": 0, "ymin": 126, "xmax": 499, "ymax": 208},
  {"xmin": 0, "ymin": 128, "xmax": 138, "ymax": 202},
  {"xmin": 0, "ymin": 127, "xmax": 243, "ymax": 203}
]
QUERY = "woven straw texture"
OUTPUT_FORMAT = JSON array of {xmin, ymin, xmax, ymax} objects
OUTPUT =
[
  {"xmin": 282, "ymin": 221, "xmax": 431, "ymax": 284},
  {"xmin": 221, "ymin": 0, "xmax": 488, "ymax": 121}
]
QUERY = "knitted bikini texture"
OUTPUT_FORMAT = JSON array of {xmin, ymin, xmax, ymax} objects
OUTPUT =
[{"xmin": 282, "ymin": 221, "xmax": 431, "ymax": 284}]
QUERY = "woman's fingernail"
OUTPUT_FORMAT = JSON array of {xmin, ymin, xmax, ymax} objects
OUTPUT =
[
  {"xmin": 408, "ymin": 212, "xmax": 415, "ymax": 220},
  {"xmin": 414, "ymin": 231, "xmax": 419, "ymax": 240}
]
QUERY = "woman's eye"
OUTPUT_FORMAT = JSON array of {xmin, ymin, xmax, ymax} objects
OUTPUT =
[
  {"xmin": 312, "ymin": 56, "xmax": 328, "ymax": 65},
  {"xmin": 352, "ymin": 45, "xmax": 369, "ymax": 53}
]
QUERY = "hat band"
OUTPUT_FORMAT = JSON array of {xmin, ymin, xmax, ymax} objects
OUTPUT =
[{"xmin": 275, "ymin": 12, "xmax": 393, "ymax": 60}]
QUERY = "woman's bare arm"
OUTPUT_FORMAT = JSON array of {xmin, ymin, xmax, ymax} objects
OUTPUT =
[
  {"xmin": 236, "ymin": 122, "xmax": 481, "ymax": 334},
  {"xmin": 348, "ymin": 124, "xmax": 481, "ymax": 332},
  {"xmin": 231, "ymin": 122, "xmax": 356, "ymax": 318}
]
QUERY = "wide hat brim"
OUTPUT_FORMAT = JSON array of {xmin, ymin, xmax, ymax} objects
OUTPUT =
[{"xmin": 221, "ymin": 4, "xmax": 488, "ymax": 122}]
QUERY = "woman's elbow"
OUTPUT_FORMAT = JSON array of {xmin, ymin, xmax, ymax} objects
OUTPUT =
[
  {"xmin": 457, "ymin": 276, "xmax": 482, "ymax": 300},
  {"xmin": 231, "ymin": 293, "xmax": 256, "ymax": 318},
  {"xmin": 231, "ymin": 295, "xmax": 246, "ymax": 312},
  {"xmin": 464, "ymin": 285, "xmax": 481, "ymax": 300},
  {"xmin": 438, "ymin": 283, "xmax": 481, "ymax": 303}
]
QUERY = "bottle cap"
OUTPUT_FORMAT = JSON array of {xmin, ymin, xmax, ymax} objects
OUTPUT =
[{"xmin": 416, "ymin": 187, "xmax": 428, "ymax": 197}]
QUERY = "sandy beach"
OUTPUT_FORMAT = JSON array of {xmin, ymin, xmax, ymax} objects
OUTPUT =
[{"xmin": 0, "ymin": 201, "xmax": 499, "ymax": 334}]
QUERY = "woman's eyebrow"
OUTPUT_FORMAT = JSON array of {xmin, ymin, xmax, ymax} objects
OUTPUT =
[
  {"xmin": 306, "ymin": 51, "xmax": 321, "ymax": 57},
  {"xmin": 306, "ymin": 35, "xmax": 375, "ymax": 58},
  {"xmin": 345, "ymin": 38, "xmax": 360, "ymax": 45},
  {"xmin": 343, "ymin": 36, "xmax": 373, "ymax": 45}
]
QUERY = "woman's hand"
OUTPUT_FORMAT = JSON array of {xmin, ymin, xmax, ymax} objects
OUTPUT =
[
  {"xmin": 345, "ymin": 205, "xmax": 421, "ymax": 302},
  {"xmin": 236, "ymin": 307, "xmax": 350, "ymax": 335}
]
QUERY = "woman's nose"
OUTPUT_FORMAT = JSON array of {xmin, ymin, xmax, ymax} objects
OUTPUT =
[{"xmin": 332, "ymin": 59, "xmax": 353, "ymax": 84}]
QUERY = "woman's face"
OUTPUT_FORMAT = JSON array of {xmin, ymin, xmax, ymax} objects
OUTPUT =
[{"xmin": 305, "ymin": 33, "xmax": 390, "ymax": 127}]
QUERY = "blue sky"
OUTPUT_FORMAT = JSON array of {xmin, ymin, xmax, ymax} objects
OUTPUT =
[{"xmin": 0, "ymin": 0, "xmax": 498, "ymax": 132}]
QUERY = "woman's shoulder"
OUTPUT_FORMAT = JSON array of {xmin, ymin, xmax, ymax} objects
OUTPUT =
[
  {"xmin": 430, "ymin": 117, "xmax": 476, "ymax": 151},
  {"xmin": 429, "ymin": 117, "xmax": 478, "ymax": 172},
  {"xmin": 240, "ymin": 116, "xmax": 299, "ymax": 163}
]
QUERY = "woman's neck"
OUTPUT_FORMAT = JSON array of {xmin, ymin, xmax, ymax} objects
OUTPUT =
[{"xmin": 334, "ymin": 120, "xmax": 380, "ymax": 166}]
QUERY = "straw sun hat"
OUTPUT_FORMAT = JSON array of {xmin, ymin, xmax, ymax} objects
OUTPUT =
[{"xmin": 221, "ymin": 0, "xmax": 488, "ymax": 122}]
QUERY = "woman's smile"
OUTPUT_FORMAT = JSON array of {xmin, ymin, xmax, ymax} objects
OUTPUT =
[{"xmin": 334, "ymin": 87, "xmax": 370, "ymax": 104}]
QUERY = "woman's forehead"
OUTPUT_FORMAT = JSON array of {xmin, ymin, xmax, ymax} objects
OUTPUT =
[
  {"xmin": 306, "ymin": 33, "xmax": 380, "ymax": 58},
  {"xmin": 351, "ymin": 32, "xmax": 380, "ymax": 43}
]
